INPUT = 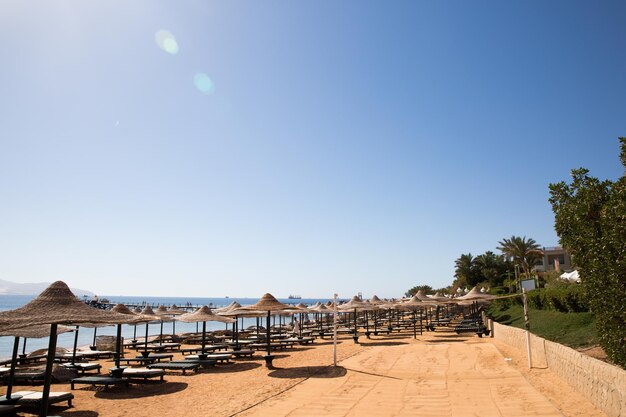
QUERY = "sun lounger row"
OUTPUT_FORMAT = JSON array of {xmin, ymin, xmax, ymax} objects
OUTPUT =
[{"xmin": 71, "ymin": 368, "xmax": 166, "ymax": 389}]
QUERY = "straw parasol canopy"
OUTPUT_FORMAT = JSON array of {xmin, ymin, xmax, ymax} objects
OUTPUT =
[
  {"xmin": 395, "ymin": 295, "xmax": 424, "ymax": 310},
  {"xmin": 167, "ymin": 304, "xmax": 186, "ymax": 315},
  {"xmin": 338, "ymin": 296, "xmax": 369, "ymax": 311},
  {"xmin": 140, "ymin": 306, "xmax": 173, "ymax": 322},
  {"xmin": 294, "ymin": 303, "xmax": 312, "ymax": 313},
  {"xmin": 179, "ymin": 306, "xmax": 234, "ymax": 324},
  {"xmin": 429, "ymin": 292, "xmax": 454, "ymax": 304},
  {"xmin": 0, "ymin": 324, "xmax": 73, "ymax": 339},
  {"xmin": 214, "ymin": 301, "xmax": 241, "ymax": 313},
  {"xmin": 240, "ymin": 293, "xmax": 299, "ymax": 367},
  {"xmin": 241, "ymin": 293, "xmax": 299, "ymax": 312},
  {"xmin": 111, "ymin": 304, "xmax": 135, "ymax": 316},
  {"xmin": 0, "ymin": 281, "xmax": 142, "ymax": 330},
  {"xmin": 414, "ymin": 290, "xmax": 433, "ymax": 302},
  {"xmin": 456, "ymin": 286, "xmax": 496, "ymax": 302},
  {"xmin": 369, "ymin": 295, "xmax": 386, "ymax": 305}
]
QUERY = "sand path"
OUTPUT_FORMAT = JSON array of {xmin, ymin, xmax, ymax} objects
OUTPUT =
[{"xmin": 240, "ymin": 334, "xmax": 606, "ymax": 417}]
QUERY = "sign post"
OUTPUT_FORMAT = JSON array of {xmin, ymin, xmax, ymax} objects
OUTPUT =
[
  {"xmin": 333, "ymin": 293, "xmax": 338, "ymax": 367},
  {"xmin": 522, "ymin": 288, "xmax": 532, "ymax": 369}
]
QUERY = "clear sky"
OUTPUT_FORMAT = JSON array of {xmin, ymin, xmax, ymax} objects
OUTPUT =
[{"xmin": 1, "ymin": 1, "xmax": 624, "ymax": 298}]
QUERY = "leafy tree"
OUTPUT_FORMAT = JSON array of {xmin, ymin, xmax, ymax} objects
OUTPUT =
[
  {"xmin": 549, "ymin": 138, "xmax": 626, "ymax": 368},
  {"xmin": 405, "ymin": 284, "xmax": 432, "ymax": 297},
  {"xmin": 497, "ymin": 236, "xmax": 543, "ymax": 279}
]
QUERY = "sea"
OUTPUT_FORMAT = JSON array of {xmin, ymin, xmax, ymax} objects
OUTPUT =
[{"xmin": 0, "ymin": 295, "xmax": 336, "ymax": 359}]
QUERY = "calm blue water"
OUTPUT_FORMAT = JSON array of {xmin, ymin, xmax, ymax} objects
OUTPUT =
[{"xmin": 0, "ymin": 295, "xmax": 336, "ymax": 359}]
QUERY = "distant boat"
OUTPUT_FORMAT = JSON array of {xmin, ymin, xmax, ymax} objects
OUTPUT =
[{"xmin": 288, "ymin": 294, "xmax": 302, "ymax": 299}]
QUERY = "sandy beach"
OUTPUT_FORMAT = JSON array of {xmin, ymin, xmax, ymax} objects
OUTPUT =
[{"xmin": 5, "ymin": 330, "xmax": 607, "ymax": 417}]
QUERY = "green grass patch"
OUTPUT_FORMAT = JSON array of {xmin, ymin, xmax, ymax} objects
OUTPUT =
[{"xmin": 488, "ymin": 303, "xmax": 598, "ymax": 348}]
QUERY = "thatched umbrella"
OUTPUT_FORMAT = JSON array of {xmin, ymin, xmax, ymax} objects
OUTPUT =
[
  {"xmin": 167, "ymin": 305, "xmax": 186, "ymax": 337},
  {"xmin": 337, "ymin": 296, "xmax": 369, "ymax": 343},
  {"xmin": 455, "ymin": 286, "xmax": 496, "ymax": 317},
  {"xmin": 240, "ymin": 294, "xmax": 298, "ymax": 367},
  {"xmin": 178, "ymin": 306, "xmax": 234, "ymax": 358},
  {"xmin": 109, "ymin": 304, "xmax": 149, "ymax": 368},
  {"xmin": 139, "ymin": 306, "xmax": 172, "ymax": 356},
  {"xmin": 213, "ymin": 301, "xmax": 241, "ymax": 314},
  {"xmin": 218, "ymin": 307, "xmax": 264, "ymax": 349},
  {"xmin": 0, "ymin": 324, "xmax": 72, "ymax": 404},
  {"xmin": 395, "ymin": 295, "xmax": 424, "ymax": 338},
  {"xmin": 293, "ymin": 303, "xmax": 311, "ymax": 337},
  {"xmin": 0, "ymin": 281, "xmax": 141, "ymax": 417},
  {"xmin": 456, "ymin": 286, "xmax": 496, "ymax": 301},
  {"xmin": 309, "ymin": 303, "xmax": 334, "ymax": 338},
  {"xmin": 368, "ymin": 295, "xmax": 389, "ymax": 336},
  {"xmin": 154, "ymin": 305, "xmax": 176, "ymax": 344}
]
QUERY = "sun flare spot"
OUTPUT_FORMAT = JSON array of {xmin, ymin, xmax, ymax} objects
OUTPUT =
[
  {"xmin": 194, "ymin": 73, "xmax": 215, "ymax": 95},
  {"xmin": 155, "ymin": 30, "xmax": 179, "ymax": 55}
]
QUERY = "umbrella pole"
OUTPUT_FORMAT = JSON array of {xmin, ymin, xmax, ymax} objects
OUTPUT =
[
  {"xmin": 413, "ymin": 311, "xmax": 416, "ymax": 339},
  {"xmin": 115, "ymin": 323, "xmax": 122, "ymax": 368},
  {"xmin": 144, "ymin": 322, "xmax": 149, "ymax": 355},
  {"xmin": 133, "ymin": 324, "xmax": 137, "ymax": 341},
  {"xmin": 256, "ymin": 317, "xmax": 259, "ymax": 339},
  {"xmin": 159, "ymin": 321, "xmax": 164, "ymax": 345},
  {"xmin": 374, "ymin": 311, "xmax": 378, "ymax": 335},
  {"xmin": 21, "ymin": 338, "xmax": 27, "ymax": 356},
  {"xmin": 234, "ymin": 316, "xmax": 239, "ymax": 350},
  {"xmin": 92, "ymin": 327, "xmax": 97, "ymax": 349},
  {"xmin": 40, "ymin": 323, "xmax": 58, "ymax": 417},
  {"xmin": 0, "ymin": 336, "xmax": 20, "ymax": 402},
  {"xmin": 172, "ymin": 320, "xmax": 176, "ymax": 337},
  {"xmin": 352, "ymin": 308, "xmax": 358, "ymax": 343},
  {"xmin": 265, "ymin": 310, "xmax": 272, "ymax": 367},
  {"xmin": 201, "ymin": 321, "xmax": 207, "ymax": 354},
  {"xmin": 72, "ymin": 326, "xmax": 80, "ymax": 365},
  {"xmin": 365, "ymin": 310, "xmax": 370, "ymax": 338},
  {"xmin": 420, "ymin": 309, "xmax": 423, "ymax": 335}
]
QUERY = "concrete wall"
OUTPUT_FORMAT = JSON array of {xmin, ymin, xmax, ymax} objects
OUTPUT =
[{"xmin": 491, "ymin": 321, "xmax": 625, "ymax": 417}]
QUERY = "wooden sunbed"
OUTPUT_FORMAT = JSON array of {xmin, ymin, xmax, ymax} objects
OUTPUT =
[
  {"xmin": 147, "ymin": 362, "xmax": 199, "ymax": 375},
  {"xmin": 185, "ymin": 353, "xmax": 232, "ymax": 363},
  {"xmin": 76, "ymin": 350, "xmax": 114, "ymax": 359},
  {"xmin": 13, "ymin": 390, "xmax": 74, "ymax": 408},
  {"xmin": 12, "ymin": 370, "xmax": 46, "ymax": 385},
  {"xmin": 62, "ymin": 362, "xmax": 102, "ymax": 375},
  {"xmin": 70, "ymin": 376, "xmax": 129, "ymax": 390},
  {"xmin": 122, "ymin": 367, "xmax": 165, "ymax": 382}
]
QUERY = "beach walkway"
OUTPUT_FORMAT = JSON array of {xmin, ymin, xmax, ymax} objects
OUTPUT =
[{"xmin": 240, "ymin": 334, "xmax": 606, "ymax": 417}]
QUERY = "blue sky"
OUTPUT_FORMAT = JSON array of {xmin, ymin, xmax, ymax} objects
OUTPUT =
[{"xmin": 1, "ymin": 1, "xmax": 624, "ymax": 298}]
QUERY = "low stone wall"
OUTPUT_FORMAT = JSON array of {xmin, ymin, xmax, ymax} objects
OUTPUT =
[{"xmin": 491, "ymin": 321, "xmax": 625, "ymax": 417}]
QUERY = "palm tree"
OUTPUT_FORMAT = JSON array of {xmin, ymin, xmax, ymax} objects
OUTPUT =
[
  {"xmin": 454, "ymin": 253, "xmax": 476, "ymax": 287},
  {"xmin": 497, "ymin": 236, "xmax": 543, "ymax": 280},
  {"xmin": 474, "ymin": 251, "xmax": 503, "ymax": 287}
]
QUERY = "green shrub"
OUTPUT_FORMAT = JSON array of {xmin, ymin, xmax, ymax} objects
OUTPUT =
[{"xmin": 549, "ymin": 137, "xmax": 626, "ymax": 369}]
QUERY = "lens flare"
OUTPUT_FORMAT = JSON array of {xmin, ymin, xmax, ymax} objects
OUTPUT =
[
  {"xmin": 194, "ymin": 73, "xmax": 215, "ymax": 95},
  {"xmin": 155, "ymin": 30, "xmax": 179, "ymax": 55}
]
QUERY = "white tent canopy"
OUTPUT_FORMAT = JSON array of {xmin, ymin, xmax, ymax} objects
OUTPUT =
[{"xmin": 560, "ymin": 270, "xmax": 580, "ymax": 283}]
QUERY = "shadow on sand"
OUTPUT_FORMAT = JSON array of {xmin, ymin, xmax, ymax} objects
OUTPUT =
[
  {"xmin": 205, "ymin": 362, "xmax": 261, "ymax": 373},
  {"xmin": 94, "ymin": 381, "xmax": 188, "ymax": 400},
  {"xmin": 268, "ymin": 365, "xmax": 347, "ymax": 379},
  {"xmin": 58, "ymin": 411, "xmax": 100, "ymax": 417},
  {"xmin": 359, "ymin": 341, "xmax": 408, "ymax": 347},
  {"xmin": 427, "ymin": 338, "xmax": 467, "ymax": 343}
]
